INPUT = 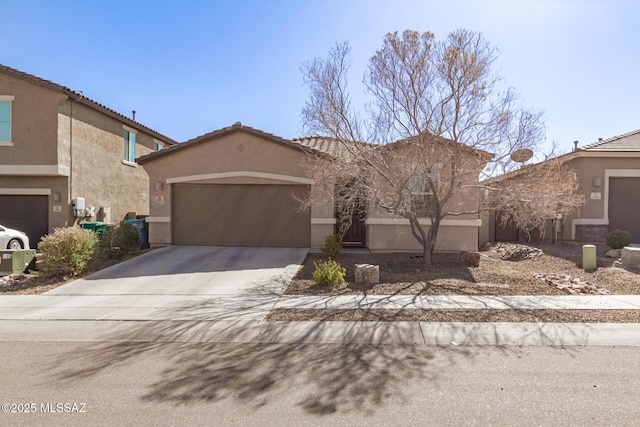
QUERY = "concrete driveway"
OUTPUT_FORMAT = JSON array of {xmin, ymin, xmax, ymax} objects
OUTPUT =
[{"xmin": 0, "ymin": 246, "xmax": 308, "ymax": 322}]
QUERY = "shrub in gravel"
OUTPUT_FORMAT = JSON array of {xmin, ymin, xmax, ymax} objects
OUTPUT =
[
  {"xmin": 38, "ymin": 227, "xmax": 98, "ymax": 278},
  {"xmin": 312, "ymin": 259, "xmax": 346, "ymax": 287},
  {"xmin": 320, "ymin": 234, "xmax": 343, "ymax": 259},
  {"xmin": 607, "ymin": 229, "xmax": 630, "ymax": 249},
  {"xmin": 99, "ymin": 222, "xmax": 140, "ymax": 258}
]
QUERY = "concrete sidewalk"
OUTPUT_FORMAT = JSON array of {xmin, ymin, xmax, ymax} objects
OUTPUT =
[
  {"xmin": 0, "ymin": 293, "xmax": 639, "ymax": 346},
  {"xmin": 1, "ymin": 294, "xmax": 639, "ymax": 321}
]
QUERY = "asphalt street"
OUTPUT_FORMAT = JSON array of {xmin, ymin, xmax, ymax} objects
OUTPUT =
[{"xmin": 1, "ymin": 341, "xmax": 639, "ymax": 426}]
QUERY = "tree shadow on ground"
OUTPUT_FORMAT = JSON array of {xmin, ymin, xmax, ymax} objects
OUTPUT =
[{"xmin": 49, "ymin": 301, "xmax": 588, "ymax": 416}]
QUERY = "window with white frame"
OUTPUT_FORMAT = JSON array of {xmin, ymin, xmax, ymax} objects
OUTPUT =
[
  {"xmin": 0, "ymin": 96, "xmax": 14, "ymax": 142},
  {"xmin": 409, "ymin": 171, "xmax": 440, "ymax": 217},
  {"xmin": 153, "ymin": 142, "xmax": 163, "ymax": 151},
  {"xmin": 123, "ymin": 129, "xmax": 136, "ymax": 162}
]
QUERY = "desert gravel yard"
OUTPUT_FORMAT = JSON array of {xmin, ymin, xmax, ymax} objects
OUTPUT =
[
  {"xmin": 271, "ymin": 243, "xmax": 640, "ymax": 323},
  {"xmin": 285, "ymin": 243, "xmax": 640, "ymax": 297}
]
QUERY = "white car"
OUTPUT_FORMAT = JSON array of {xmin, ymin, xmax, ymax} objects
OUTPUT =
[{"xmin": 0, "ymin": 224, "xmax": 30, "ymax": 250}]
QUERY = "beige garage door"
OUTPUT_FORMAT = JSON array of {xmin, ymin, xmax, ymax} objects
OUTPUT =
[
  {"xmin": 609, "ymin": 177, "xmax": 640, "ymax": 242},
  {"xmin": 172, "ymin": 184, "xmax": 310, "ymax": 247}
]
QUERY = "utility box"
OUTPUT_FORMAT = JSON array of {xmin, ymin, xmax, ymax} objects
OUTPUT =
[{"xmin": 0, "ymin": 250, "xmax": 37, "ymax": 275}]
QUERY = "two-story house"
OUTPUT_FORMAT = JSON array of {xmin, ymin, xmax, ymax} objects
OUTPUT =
[{"xmin": 0, "ymin": 64, "xmax": 176, "ymax": 247}]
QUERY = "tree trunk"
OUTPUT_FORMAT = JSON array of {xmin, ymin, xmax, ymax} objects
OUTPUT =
[{"xmin": 422, "ymin": 219, "xmax": 440, "ymax": 268}]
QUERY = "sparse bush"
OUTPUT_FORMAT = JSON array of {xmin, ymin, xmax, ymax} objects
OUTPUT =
[
  {"xmin": 320, "ymin": 234, "xmax": 343, "ymax": 259},
  {"xmin": 38, "ymin": 227, "xmax": 98, "ymax": 278},
  {"xmin": 312, "ymin": 259, "xmax": 346, "ymax": 287},
  {"xmin": 607, "ymin": 229, "xmax": 630, "ymax": 249},
  {"xmin": 99, "ymin": 222, "xmax": 140, "ymax": 258}
]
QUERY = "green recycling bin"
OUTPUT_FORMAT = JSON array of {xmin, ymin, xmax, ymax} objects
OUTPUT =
[{"xmin": 79, "ymin": 222, "xmax": 109, "ymax": 237}]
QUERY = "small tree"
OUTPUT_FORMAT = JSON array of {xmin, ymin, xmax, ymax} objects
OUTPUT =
[
  {"xmin": 486, "ymin": 158, "xmax": 585, "ymax": 242},
  {"xmin": 302, "ymin": 30, "xmax": 545, "ymax": 267}
]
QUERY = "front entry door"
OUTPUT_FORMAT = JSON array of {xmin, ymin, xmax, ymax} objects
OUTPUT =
[{"xmin": 340, "ymin": 209, "xmax": 366, "ymax": 247}]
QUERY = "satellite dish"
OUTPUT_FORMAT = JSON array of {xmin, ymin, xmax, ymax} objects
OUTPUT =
[{"xmin": 511, "ymin": 148, "xmax": 534, "ymax": 164}]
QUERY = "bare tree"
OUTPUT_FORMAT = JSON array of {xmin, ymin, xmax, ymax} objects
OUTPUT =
[
  {"xmin": 301, "ymin": 30, "xmax": 545, "ymax": 267},
  {"xmin": 486, "ymin": 158, "xmax": 585, "ymax": 242}
]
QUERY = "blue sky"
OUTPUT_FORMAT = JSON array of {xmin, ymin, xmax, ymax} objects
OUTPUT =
[{"xmin": 2, "ymin": 0, "xmax": 638, "ymax": 154}]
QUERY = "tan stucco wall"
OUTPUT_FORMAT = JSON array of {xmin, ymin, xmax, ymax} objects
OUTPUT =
[
  {"xmin": 58, "ymin": 101, "xmax": 156, "ymax": 224},
  {"xmin": 0, "ymin": 73, "xmax": 65, "ymax": 165},
  {"xmin": 368, "ymin": 223, "xmax": 478, "ymax": 252}
]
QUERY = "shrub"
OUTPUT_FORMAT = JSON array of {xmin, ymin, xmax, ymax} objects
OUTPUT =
[
  {"xmin": 99, "ymin": 222, "xmax": 140, "ymax": 258},
  {"xmin": 38, "ymin": 227, "xmax": 98, "ymax": 278},
  {"xmin": 321, "ymin": 234, "xmax": 343, "ymax": 259},
  {"xmin": 607, "ymin": 229, "xmax": 630, "ymax": 249},
  {"xmin": 312, "ymin": 259, "xmax": 346, "ymax": 287}
]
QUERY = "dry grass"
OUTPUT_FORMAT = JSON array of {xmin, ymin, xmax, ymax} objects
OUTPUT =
[{"xmin": 286, "ymin": 243, "xmax": 640, "ymax": 296}]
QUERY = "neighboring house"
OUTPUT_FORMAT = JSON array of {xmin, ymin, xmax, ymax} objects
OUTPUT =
[
  {"xmin": 480, "ymin": 130, "xmax": 640, "ymax": 245},
  {"xmin": 138, "ymin": 122, "xmax": 485, "ymax": 252},
  {"xmin": 0, "ymin": 64, "xmax": 177, "ymax": 247}
]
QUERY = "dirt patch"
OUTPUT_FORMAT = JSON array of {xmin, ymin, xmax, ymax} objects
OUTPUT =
[
  {"xmin": 266, "ymin": 308, "xmax": 640, "ymax": 323},
  {"xmin": 286, "ymin": 243, "xmax": 640, "ymax": 297}
]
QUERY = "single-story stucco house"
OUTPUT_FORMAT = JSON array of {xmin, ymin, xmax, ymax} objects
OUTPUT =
[
  {"xmin": 137, "ymin": 122, "xmax": 486, "ymax": 252},
  {"xmin": 480, "ymin": 129, "xmax": 640, "ymax": 245}
]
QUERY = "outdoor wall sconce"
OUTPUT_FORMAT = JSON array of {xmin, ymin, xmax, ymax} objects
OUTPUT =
[
  {"xmin": 155, "ymin": 181, "xmax": 164, "ymax": 191},
  {"xmin": 592, "ymin": 177, "xmax": 602, "ymax": 187},
  {"xmin": 53, "ymin": 192, "xmax": 61, "ymax": 202}
]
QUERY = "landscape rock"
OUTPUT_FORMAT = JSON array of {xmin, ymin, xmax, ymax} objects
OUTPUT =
[
  {"xmin": 354, "ymin": 264, "xmax": 379, "ymax": 285},
  {"xmin": 458, "ymin": 251, "xmax": 481, "ymax": 267},
  {"xmin": 606, "ymin": 249, "xmax": 623, "ymax": 259},
  {"xmin": 533, "ymin": 272, "xmax": 611, "ymax": 295},
  {"xmin": 621, "ymin": 246, "xmax": 640, "ymax": 268},
  {"xmin": 491, "ymin": 243, "xmax": 543, "ymax": 261}
]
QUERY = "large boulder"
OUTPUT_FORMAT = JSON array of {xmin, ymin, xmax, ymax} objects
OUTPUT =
[
  {"xmin": 621, "ymin": 246, "xmax": 640, "ymax": 268},
  {"xmin": 354, "ymin": 264, "xmax": 379, "ymax": 285}
]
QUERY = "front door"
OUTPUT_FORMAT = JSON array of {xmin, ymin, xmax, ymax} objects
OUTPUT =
[{"xmin": 340, "ymin": 206, "xmax": 366, "ymax": 247}]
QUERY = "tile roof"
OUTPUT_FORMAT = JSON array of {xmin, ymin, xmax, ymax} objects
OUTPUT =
[
  {"xmin": 580, "ymin": 129, "xmax": 640, "ymax": 151},
  {"xmin": 292, "ymin": 136, "xmax": 365, "ymax": 159},
  {"xmin": 0, "ymin": 63, "xmax": 177, "ymax": 145}
]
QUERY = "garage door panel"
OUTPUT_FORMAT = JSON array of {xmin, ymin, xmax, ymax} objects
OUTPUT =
[
  {"xmin": 0, "ymin": 195, "xmax": 49, "ymax": 248},
  {"xmin": 609, "ymin": 177, "xmax": 640, "ymax": 242},
  {"xmin": 172, "ymin": 184, "xmax": 310, "ymax": 247}
]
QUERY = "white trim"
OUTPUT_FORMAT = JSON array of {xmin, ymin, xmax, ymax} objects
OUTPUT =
[
  {"xmin": 0, "ymin": 142, "xmax": 14, "ymax": 147},
  {"xmin": 571, "ymin": 219, "xmax": 609, "ymax": 241},
  {"xmin": 0, "ymin": 188, "xmax": 51, "ymax": 195},
  {"xmin": 122, "ymin": 124, "xmax": 137, "ymax": 133},
  {"xmin": 166, "ymin": 171, "xmax": 314, "ymax": 185},
  {"xmin": 0, "ymin": 95, "xmax": 15, "ymax": 102},
  {"xmin": 0, "ymin": 165, "xmax": 70, "ymax": 176},
  {"xmin": 366, "ymin": 218, "xmax": 482, "ymax": 227},
  {"xmin": 145, "ymin": 216, "xmax": 170, "ymax": 223},
  {"xmin": 604, "ymin": 169, "xmax": 640, "ymax": 222},
  {"xmin": 311, "ymin": 218, "xmax": 337, "ymax": 225},
  {"xmin": 121, "ymin": 160, "xmax": 137, "ymax": 167}
]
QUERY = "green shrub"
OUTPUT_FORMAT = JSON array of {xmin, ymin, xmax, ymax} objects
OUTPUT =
[
  {"xmin": 312, "ymin": 259, "xmax": 346, "ymax": 287},
  {"xmin": 38, "ymin": 227, "xmax": 98, "ymax": 278},
  {"xmin": 99, "ymin": 222, "xmax": 140, "ymax": 258},
  {"xmin": 607, "ymin": 229, "xmax": 630, "ymax": 249},
  {"xmin": 321, "ymin": 234, "xmax": 343, "ymax": 259}
]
